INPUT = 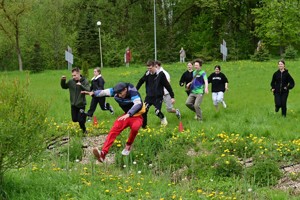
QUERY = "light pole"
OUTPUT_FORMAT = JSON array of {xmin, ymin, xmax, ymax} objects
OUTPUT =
[
  {"xmin": 97, "ymin": 21, "xmax": 103, "ymax": 68},
  {"xmin": 153, "ymin": 0, "xmax": 157, "ymax": 60}
]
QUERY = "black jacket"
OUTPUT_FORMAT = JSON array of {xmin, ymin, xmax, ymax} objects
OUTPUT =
[
  {"xmin": 136, "ymin": 71, "xmax": 175, "ymax": 98},
  {"xmin": 271, "ymin": 69, "xmax": 295, "ymax": 94},
  {"xmin": 179, "ymin": 70, "xmax": 193, "ymax": 87}
]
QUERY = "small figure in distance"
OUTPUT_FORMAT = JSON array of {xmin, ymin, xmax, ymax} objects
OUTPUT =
[
  {"xmin": 125, "ymin": 47, "xmax": 132, "ymax": 67},
  {"xmin": 208, "ymin": 65, "xmax": 229, "ymax": 111},
  {"xmin": 179, "ymin": 47, "xmax": 186, "ymax": 63},
  {"xmin": 271, "ymin": 60, "xmax": 295, "ymax": 117}
]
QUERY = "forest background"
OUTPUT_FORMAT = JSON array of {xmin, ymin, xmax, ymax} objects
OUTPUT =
[{"xmin": 0, "ymin": 0, "xmax": 300, "ymax": 72}]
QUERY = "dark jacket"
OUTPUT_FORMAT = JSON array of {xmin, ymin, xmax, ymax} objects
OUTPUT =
[
  {"xmin": 91, "ymin": 75, "xmax": 105, "ymax": 91},
  {"xmin": 179, "ymin": 70, "xmax": 193, "ymax": 87},
  {"xmin": 136, "ymin": 70, "xmax": 175, "ymax": 98},
  {"xmin": 61, "ymin": 76, "xmax": 90, "ymax": 107},
  {"xmin": 271, "ymin": 69, "xmax": 295, "ymax": 94}
]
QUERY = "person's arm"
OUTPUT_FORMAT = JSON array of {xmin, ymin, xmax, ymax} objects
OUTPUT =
[
  {"xmin": 287, "ymin": 73, "xmax": 295, "ymax": 90},
  {"xmin": 82, "ymin": 88, "xmax": 113, "ymax": 97},
  {"xmin": 136, "ymin": 73, "xmax": 146, "ymax": 90},
  {"xmin": 60, "ymin": 76, "xmax": 68, "ymax": 89},
  {"xmin": 161, "ymin": 73, "xmax": 175, "ymax": 98},
  {"xmin": 80, "ymin": 79, "xmax": 90, "ymax": 91},
  {"xmin": 204, "ymin": 74, "xmax": 209, "ymax": 94},
  {"xmin": 270, "ymin": 73, "xmax": 276, "ymax": 92},
  {"xmin": 179, "ymin": 72, "xmax": 185, "ymax": 87}
]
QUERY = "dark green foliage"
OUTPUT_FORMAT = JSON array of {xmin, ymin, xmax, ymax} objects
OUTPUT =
[
  {"xmin": 0, "ymin": 77, "xmax": 49, "ymax": 184},
  {"xmin": 284, "ymin": 45, "xmax": 298, "ymax": 60},
  {"xmin": 81, "ymin": 60, "xmax": 89, "ymax": 79},
  {"xmin": 27, "ymin": 42, "xmax": 45, "ymax": 73},
  {"xmin": 251, "ymin": 42, "xmax": 270, "ymax": 61}
]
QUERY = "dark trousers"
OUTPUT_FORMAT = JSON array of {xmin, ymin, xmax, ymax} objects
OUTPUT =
[
  {"xmin": 71, "ymin": 105, "xmax": 86, "ymax": 132},
  {"xmin": 274, "ymin": 93, "xmax": 289, "ymax": 116},
  {"xmin": 87, "ymin": 97, "xmax": 108, "ymax": 117},
  {"xmin": 142, "ymin": 96, "xmax": 164, "ymax": 128}
]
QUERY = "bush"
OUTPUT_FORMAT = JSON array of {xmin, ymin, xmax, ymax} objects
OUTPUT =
[
  {"xmin": 0, "ymin": 77, "xmax": 49, "ymax": 184},
  {"xmin": 81, "ymin": 60, "xmax": 90, "ymax": 79},
  {"xmin": 284, "ymin": 45, "xmax": 298, "ymax": 60},
  {"xmin": 251, "ymin": 42, "xmax": 270, "ymax": 61}
]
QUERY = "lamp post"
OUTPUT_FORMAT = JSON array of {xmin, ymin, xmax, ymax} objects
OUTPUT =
[
  {"xmin": 153, "ymin": 0, "xmax": 157, "ymax": 60},
  {"xmin": 97, "ymin": 21, "xmax": 103, "ymax": 68}
]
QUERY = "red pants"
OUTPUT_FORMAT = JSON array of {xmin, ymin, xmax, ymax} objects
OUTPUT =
[{"xmin": 102, "ymin": 115, "xmax": 143, "ymax": 154}]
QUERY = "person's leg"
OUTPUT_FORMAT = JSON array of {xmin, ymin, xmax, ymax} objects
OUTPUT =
[
  {"xmin": 212, "ymin": 92, "xmax": 218, "ymax": 111},
  {"xmin": 153, "ymin": 97, "xmax": 164, "ymax": 119},
  {"xmin": 281, "ymin": 93, "xmax": 289, "ymax": 117},
  {"xmin": 102, "ymin": 115, "xmax": 130, "ymax": 154},
  {"xmin": 98, "ymin": 97, "xmax": 107, "ymax": 110},
  {"xmin": 185, "ymin": 94, "xmax": 196, "ymax": 112},
  {"xmin": 77, "ymin": 106, "xmax": 87, "ymax": 133},
  {"xmin": 164, "ymin": 94, "xmax": 175, "ymax": 113},
  {"xmin": 274, "ymin": 93, "xmax": 281, "ymax": 112},
  {"xmin": 142, "ymin": 96, "xmax": 152, "ymax": 128},
  {"xmin": 71, "ymin": 105, "xmax": 78, "ymax": 122},
  {"xmin": 87, "ymin": 97, "xmax": 97, "ymax": 117},
  {"xmin": 126, "ymin": 115, "xmax": 143, "ymax": 146},
  {"xmin": 194, "ymin": 94, "xmax": 204, "ymax": 120}
]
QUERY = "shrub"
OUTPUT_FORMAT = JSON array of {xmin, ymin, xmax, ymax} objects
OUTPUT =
[
  {"xmin": 0, "ymin": 77, "xmax": 49, "ymax": 185},
  {"xmin": 214, "ymin": 155, "xmax": 243, "ymax": 177},
  {"xmin": 251, "ymin": 42, "xmax": 270, "ymax": 61},
  {"xmin": 283, "ymin": 45, "xmax": 297, "ymax": 60},
  {"xmin": 247, "ymin": 159, "xmax": 282, "ymax": 187},
  {"xmin": 81, "ymin": 60, "xmax": 89, "ymax": 79}
]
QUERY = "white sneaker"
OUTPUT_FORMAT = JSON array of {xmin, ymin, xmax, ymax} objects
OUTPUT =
[
  {"xmin": 175, "ymin": 109, "xmax": 181, "ymax": 119},
  {"xmin": 161, "ymin": 117, "xmax": 168, "ymax": 126},
  {"xmin": 121, "ymin": 144, "xmax": 132, "ymax": 156},
  {"xmin": 194, "ymin": 115, "xmax": 198, "ymax": 120},
  {"xmin": 222, "ymin": 101, "xmax": 227, "ymax": 108}
]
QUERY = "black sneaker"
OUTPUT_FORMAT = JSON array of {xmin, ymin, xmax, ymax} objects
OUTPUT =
[{"xmin": 106, "ymin": 103, "xmax": 114, "ymax": 115}]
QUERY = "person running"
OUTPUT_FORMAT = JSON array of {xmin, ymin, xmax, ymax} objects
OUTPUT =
[
  {"xmin": 136, "ymin": 60, "xmax": 175, "ymax": 128},
  {"xmin": 179, "ymin": 61, "xmax": 194, "ymax": 96},
  {"xmin": 185, "ymin": 59, "xmax": 208, "ymax": 121},
  {"xmin": 155, "ymin": 60, "xmax": 181, "ymax": 119},
  {"xmin": 85, "ymin": 67, "xmax": 114, "ymax": 121},
  {"xmin": 82, "ymin": 82, "xmax": 145, "ymax": 162},
  {"xmin": 60, "ymin": 67, "xmax": 90, "ymax": 133},
  {"xmin": 208, "ymin": 65, "xmax": 229, "ymax": 111},
  {"xmin": 271, "ymin": 60, "xmax": 295, "ymax": 117}
]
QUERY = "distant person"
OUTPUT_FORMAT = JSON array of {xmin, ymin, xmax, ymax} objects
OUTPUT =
[
  {"xmin": 155, "ymin": 60, "xmax": 181, "ymax": 119},
  {"xmin": 179, "ymin": 47, "xmax": 186, "ymax": 63},
  {"xmin": 185, "ymin": 59, "xmax": 208, "ymax": 121},
  {"xmin": 125, "ymin": 47, "xmax": 132, "ymax": 67},
  {"xmin": 82, "ymin": 82, "xmax": 145, "ymax": 162},
  {"xmin": 85, "ymin": 67, "xmax": 114, "ymax": 121},
  {"xmin": 208, "ymin": 65, "xmax": 229, "ymax": 111},
  {"xmin": 271, "ymin": 60, "xmax": 295, "ymax": 117},
  {"xmin": 179, "ymin": 62, "xmax": 194, "ymax": 96},
  {"xmin": 60, "ymin": 67, "xmax": 90, "ymax": 133},
  {"xmin": 136, "ymin": 60, "xmax": 175, "ymax": 128}
]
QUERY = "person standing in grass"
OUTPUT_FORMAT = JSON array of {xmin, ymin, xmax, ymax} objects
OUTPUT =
[
  {"xmin": 61, "ymin": 67, "xmax": 90, "ymax": 134},
  {"xmin": 179, "ymin": 61, "xmax": 194, "ymax": 96},
  {"xmin": 155, "ymin": 60, "xmax": 181, "ymax": 119},
  {"xmin": 271, "ymin": 60, "xmax": 295, "ymax": 117},
  {"xmin": 185, "ymin": 59, "xmax": 209, "ymax": 121},
  {"xmin": 82, "ymin": 82, "xmax": 144, "ymax": 163},
  {"xmin": 136, "ymin": 60, "xmax": 175, "ymax": 128},
  {"xmin": 208, "ymin": 65, "xmax": 229, "ymax": 111},
  {"xmin": 85, "ymin": 67, "xmax": 114, "ymax": 121}
]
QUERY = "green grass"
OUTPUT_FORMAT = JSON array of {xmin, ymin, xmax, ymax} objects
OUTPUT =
[{"xmin": 1, "ymin": 59, "xmax": 300, "ymax": 199}]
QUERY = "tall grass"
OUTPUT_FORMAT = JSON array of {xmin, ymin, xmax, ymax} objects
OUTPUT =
[{"xmin": 1, "ymin": 59, "xmax": 300, "ymax": 199}]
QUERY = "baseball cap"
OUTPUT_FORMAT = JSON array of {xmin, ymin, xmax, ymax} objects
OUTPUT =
[{"xmin": 114, "ymin": 82, "xmax": 127, "ymax": 94}]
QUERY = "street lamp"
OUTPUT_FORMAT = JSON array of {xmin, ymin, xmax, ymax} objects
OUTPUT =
[{"xmin": 97, "ymin": 21, "xmax": 103, "ymax": 68}]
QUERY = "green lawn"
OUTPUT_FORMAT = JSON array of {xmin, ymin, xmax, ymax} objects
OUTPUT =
[{"xmin": 1, "ymin": 59, "xmax": 300, "ymax": 199}]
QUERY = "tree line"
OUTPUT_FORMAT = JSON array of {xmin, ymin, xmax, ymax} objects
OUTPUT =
[{"xmin": 0, "ymin": 0, "xmax": 299, "ymax": 72}]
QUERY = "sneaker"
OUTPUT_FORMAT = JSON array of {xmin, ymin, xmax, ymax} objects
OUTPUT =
[
  {"xmin": 194, "ymin": 115, "xmax": 198, "ymax": 120},
  {"xmin": 106, "ymin": 103, "xmax": 114, "ymax": 115},
  {"xmin": 93, "ymin": 148, "xmax": 106, "ymax": 163},
  {"xmin": 87, "ymin": 117, "xmax": 92, "ymax": 122},
  {"xmin": 222, "ymin": 101, "xmax": 227, "ymax": 108},
  {"xmin": 175, "ymin": 109, "xmax": 181, "ymax": 119},
  {"xmin": 121, "ymin": 144, "xmax": 132, "ymax": 156},
  {"xmin": 161, "ymin": 117, "xmax": 168, "ymax": 126}
]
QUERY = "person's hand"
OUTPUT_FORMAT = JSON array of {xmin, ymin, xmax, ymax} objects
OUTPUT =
[
  {"xmin": 81, "ymin": 91, "xmax": 94, "ymax": 96},
  {"xmin": 271, "ymin": 89, "xmax": 275, "ymax": 92},
  {"xmin": 205, "ymin": 87, "xmax": 209, "ymax": 94},
  {"xmin": 76, "ymin": 82, "xmax": 81, "ymax": 86},
  {"xmin": 118, "ymin": 114, "xmax": 130, "ymax": 121},
  {"xmin": 61, "ymin": 75, "xmax": 66, "ymax": 80}
]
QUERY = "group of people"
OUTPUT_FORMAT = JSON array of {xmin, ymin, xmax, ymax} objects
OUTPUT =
[{"xmin": 60, "ymin": 59, "xmax": 294, "ymax": 163}]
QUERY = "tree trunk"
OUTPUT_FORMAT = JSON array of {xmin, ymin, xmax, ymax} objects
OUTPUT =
[{"xmin": 15, "ymin": 28, "xmax": 23, "ymax": 71}]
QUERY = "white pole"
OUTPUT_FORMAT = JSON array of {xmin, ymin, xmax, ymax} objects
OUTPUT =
[
  {"xmin": 154, "ymin": 0, "xmax": 157, "ymax": 60},
  {"xmin": 97, "ymin": 21, "xmax": 103, "ymax": 68}
]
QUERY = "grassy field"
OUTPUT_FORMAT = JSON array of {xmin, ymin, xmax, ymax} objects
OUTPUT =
[{"xmin": 1, "ymin": 59, "xmax": 300, "ymax": 199}]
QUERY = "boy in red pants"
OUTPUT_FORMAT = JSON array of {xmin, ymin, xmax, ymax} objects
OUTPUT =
[{"xmin": 82, "ymin": 82, "xmax": 144, "ymax": 162}]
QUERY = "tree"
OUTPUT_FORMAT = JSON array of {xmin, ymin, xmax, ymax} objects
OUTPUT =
[
  {"xmin": 0, "ymin": 0, "xmax": 31, "ymax": 71},
  {"xmin": 252, "ymin": 0, "xmax": 300, "ymax": 56}
]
